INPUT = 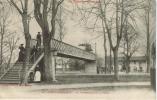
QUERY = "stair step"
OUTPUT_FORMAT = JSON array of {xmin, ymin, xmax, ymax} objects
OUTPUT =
[
  {"xmin": 0, "ymin": 81, "xmax": 20, "ymax": 84},
  {"xmin": 10, "ymin": 68, "xmax": 32, "ymax": 71},
  {"xmin": 0, "ymin": 79, "xmax": 20, "ymax": 81},
  {"xmin": 3, "ymin": 74, "xmax": 19, "ymax": 77},
  {"xmin": 11, "ymin": 67, "xmax": 32, "ymax": 69},
  {"xmin": 0, "ymin": 53, "xmax": 42, "ymax": 84},
  {"xmin": 3, "ymin": 76, "xmax": 19, "ymax": 78},
  {"xmin": 2, "ymin": 78, "xmax": 20, "ymax": 80},
  {"xmin": 3, "ymin": 73, "xmax": 19, "ymax": 77}
]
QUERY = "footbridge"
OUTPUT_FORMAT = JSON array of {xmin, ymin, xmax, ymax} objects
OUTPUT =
[
  {"xmin": 31, "ymin": 39, "xmax": 96, "ymax": 61},
  {"xmin": 0, "ymin": 38, "xmax": 97, "ymax": 84}
]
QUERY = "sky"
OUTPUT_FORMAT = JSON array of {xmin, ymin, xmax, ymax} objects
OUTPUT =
[{"xmin": 3, "ymin": 0, "xmax": 155, "ymax": 61}]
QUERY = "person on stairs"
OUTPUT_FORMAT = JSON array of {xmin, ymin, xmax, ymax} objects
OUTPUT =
[
  {"xmin": 18, "ymin": 44, "xmax": 25, "ymax": 63},
  {"xmin": 31, "ymin": 45, "xmax": 38, "ymax": 63},
  {"xmin": 36, "ymin": 32, "xmax": 41, "ymax": 49},
  {"xmin": 34, "ymin": 66, "xmax": 41, "ymax": 82}
]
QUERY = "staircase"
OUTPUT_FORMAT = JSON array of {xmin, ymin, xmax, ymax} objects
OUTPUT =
[
  {"xmin": 0, "ymin": 63, "xmax": 32, "ymax": 84},
  {"xmin": 0, "ymin": 52, "xmax": 44, "ymax": 84}
]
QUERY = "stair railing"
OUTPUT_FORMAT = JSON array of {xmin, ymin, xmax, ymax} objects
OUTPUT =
[
  {"xmin": 0, "ymin": 65, "xmax": 13, "ymax": 80},
  {"xmin": 25, "ymin": 52, "xmax": 44, "ymax": 82},
  {"xmin": 18, "ymin": 50, "xmax": 43, "ymax": 83},
  {"xmin": 18, "ymin": 52, "xmax": 36, "ymax": 82}
]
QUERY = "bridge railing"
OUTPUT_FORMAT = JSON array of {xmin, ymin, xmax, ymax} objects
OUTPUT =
[
  {"xmin": 51, "ymin": 39, "xmax": 96, "ymax": 61},
  {"xmin": 30, "ymin": 38, "xmax": 96, "ymax": 61}
]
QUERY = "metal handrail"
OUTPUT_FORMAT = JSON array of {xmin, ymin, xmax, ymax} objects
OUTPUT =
[
  {"xmin": 31, "ymin": 38, "xmax": 96, "ymax": 58},
  {"xmin": 52, "ymin": 38, "xmax": 95, "ymax": 55},
  {"xmin": 18, "ymin": 50, "xmax": 43, "ymax": 83},
  {"xmin": 0, "ymin": 62, "xmax": 22, "ymax": 80},
  {"xmin": 25, "ymin": 53, "xmax": 44, "ymax": 82},
  {"xmin": 0, "ymin": 50, "xmax": 39, "ymax": 80},
  {"xmin": 29, "ymin": 52, "xmax": 36, "ymax": 62},
  {"xmin": 0, "ymin": 65, "xmax": 13, "ymax": 80}
]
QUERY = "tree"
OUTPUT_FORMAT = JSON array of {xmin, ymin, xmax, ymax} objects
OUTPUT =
[
  {"xmin": 6, "ymin": 33, "xmax": 19, "ymax": 68},
  {"xmin": 34, "ymin": 0, "xmax": 64, "ymax": 82},
  {"xmin": 0, "ymin": 2, "xmax": 13, "ymax": 67},
  {"xmin": 0, "ymin": 6, "xmax": 6, "ymax": 65},
  {"xmin": 69, "ymin": 59, "xmax": 85, "ymax": 71},
  {"xmin": 56, "ymin": 5, "xmax": 66, "ymax": 41},
  {"xmin": 74, "ymin": 1, "xmax": 108, "ymax": 74},
  {"xmin": 8, "ymin": 0, "xmax": 32, "ymax": 85},
  {"xmin": 121, "ymin": 23, "xmax": 139, "ymax": 73},
  {"xmin": 143, "ymin": 0, "xmax": 152, "ymax": 73},
  {"xmin": 0, "ymin": 2, "xmax": 19, "ymax": 73},
  {"xmin": 0, "ymin": 2, "xmax": 11, "ymax": 65},
  {"xmin": 75, "ymin": 0, "xmax": 143, "ymax": 79},
  {"xmin": 98, "ymin": 0, "xmax": 143, "ymax": 80}
]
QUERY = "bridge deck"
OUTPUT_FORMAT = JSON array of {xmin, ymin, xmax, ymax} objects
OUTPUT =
[{"xmin": 31, "ymin": 39, "xmax": 96, "ymax": 61}]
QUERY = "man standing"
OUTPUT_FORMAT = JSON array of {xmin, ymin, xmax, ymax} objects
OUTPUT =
[
  {"xmin": 31, "ymin": 45, "xmax": 38, "ymax": 62},
  {"xmin": 18, "ymin": 44, "xmax": 25, "ymax": 62},
  {"xmin": 36, "ymin": 32, "xmax": 41, "ymax": 48}
]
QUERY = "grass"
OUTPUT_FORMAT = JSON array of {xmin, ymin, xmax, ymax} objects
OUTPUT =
[{"xmin": 36, "ymin": 74, "xmax": 150, "ymax": 85}]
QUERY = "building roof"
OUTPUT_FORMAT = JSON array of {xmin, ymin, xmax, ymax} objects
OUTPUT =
[
  {"xmin": 106, "ymin": 56, "xmax": 146, "ymax": 62},
  {"xmin": 118, "ymin": 56, "xmax": 146, "ymax": 62}
]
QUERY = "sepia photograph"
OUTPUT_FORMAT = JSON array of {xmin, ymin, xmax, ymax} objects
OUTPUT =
[{"xmin": 0, "ymin": 0, "xmax": 156, "ymax": 100}]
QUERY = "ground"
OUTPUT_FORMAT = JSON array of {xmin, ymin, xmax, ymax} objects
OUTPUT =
[
  {"xmin": 0, "ymin": 82, "xmax": 155, "ymax": 100},
  {"xmin": 0, "ymin": 73, "xmax": 155, "ymax": 100}
]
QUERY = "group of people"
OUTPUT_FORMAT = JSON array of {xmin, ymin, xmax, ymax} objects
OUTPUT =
[{"xmin": 18, "ymin": 32, "xmax": 42, "ymax": 63}]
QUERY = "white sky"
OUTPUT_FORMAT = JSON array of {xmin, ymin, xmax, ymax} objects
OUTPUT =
[{"xmin": 6, "ymin": 0, "xmax": 155, "ymax": 60}]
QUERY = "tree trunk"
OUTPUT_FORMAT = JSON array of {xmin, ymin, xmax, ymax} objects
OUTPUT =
[
  {"xmin": 42, "ymin": 29, "xmax": 53, "ymax": 83},
  {"xmin": 104, "ymin": 33, "xmax": 107, "ymax": 74},
  {"xmin": 113, "ymin": 48, "xmax": 119, "ymax": 80},
  {"xmin": 146, "ymin": 7, "xmax": 151, "ymax": 73},
  {"xmin": 23, "ymin": 38, "xmax": 31, "ymax": 84},
  {"xmin": 146, "ymin": 25, "xmax": 150, "ymax": 73},
  {"xmin": 109, "ymin": 47, "xmax": 112, "ymax": 74},
  {"xmin": 20, "ymin": 15, "xmax": 31, "ymax": 85},
  {"xmin": 0, "ymin": 26, "xmax": 4, "ymax": 65},
  {"xmin": 126, "ymin": 56, "xmax": 130, "ymax": 73},
  {"xmin": 7, "ymin": 50, "xmax": 13, "ymax": 68},
  {"xmin": 0, "ymin": 32, "xmax": 3, "ymax": 65}
]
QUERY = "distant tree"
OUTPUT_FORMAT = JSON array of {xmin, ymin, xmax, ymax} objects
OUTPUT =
[
  {"xmin": 76, "ymin": 0, "xmax": 143, "ymax": 80},
  {"xmin": 0, "ymin": 2, "xmax": 19, "ymax": 73},
  {"xmin": 68, "ymin": 59, "xmax": 85, "ymax": 71},
  {"xmin": 142, "ymin": 0, "xmax": 153, "ymax": 72},
  {"xmin": 121, "ymin": 22, "xmax": 139, "ymax": 73},
  {"xmin": 98, "ymin": 0, "xmax": 143, "ymax": 80},
  {"xmin": 6, "ymin": 33, "xmax": 19, "ymax": 68},
  {"xmin": 0, "ymin": 3, "xmax": 10, "ymax": 65}
]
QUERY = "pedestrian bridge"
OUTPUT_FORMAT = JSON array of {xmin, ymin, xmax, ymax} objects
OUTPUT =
[
  {"xmin": 0, "ymin": 38, "xmax": 97, "ymax": 84},
  {"xmin": 31, "ymin": 39, "xmax": 96, "ymax": 61}
]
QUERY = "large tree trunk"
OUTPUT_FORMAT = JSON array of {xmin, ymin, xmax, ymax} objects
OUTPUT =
[
  {"xmin": 126, "ymin": 56, "xmax": 130, "ymax": 73},
  {"xmin": 23, "ymin": 38, "xmax": 31, "ymax": 84},
  {"xmin": 113, "ymin": 48, "xmax": 119, "ymax": 80},
  {"xmin": 20, "ymin": 15, "xmax": 31, "ymax": 85},
  {"xmin": 42, "ymin": 29, "xmax": 53, "ymax": 83}
]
